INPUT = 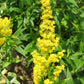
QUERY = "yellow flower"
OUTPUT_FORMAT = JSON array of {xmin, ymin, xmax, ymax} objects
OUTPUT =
[
  {"xmin": 54, "ymin": 77, "xmax": 57, "ymax": 81},
  {"xmin": 56, "ymin": 65, "xmax": 65, "ymax": 70},
  {"xmin": 44, "ymin": 79, "xmax": 53, "ymax": 84},
  {"xmin": 53, "ymin": 70, "xmax": 61, "ymax": 76},
  {"xmin": 0, "ymin": 29, "xmax": 12, "ymax": 36},
  {"xmin": 0, "ymin": 37, "xmax": 6, "ymax": 46},
  {"xmin": 48, "ymin": 54, "xmax": 59, "ymax": 63}
]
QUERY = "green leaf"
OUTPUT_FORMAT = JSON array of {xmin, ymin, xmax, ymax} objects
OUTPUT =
[
  {"xmin": 69, "ymin": 52, "xmax": 84, "ymax": 57},
  {"xmin": 17, "ymin": 19, "xmax": 23, "ymax": 28},
  {"xmin": 13, "ymin": 80, "xmax": 20, "ymax": 84},
  {"xmin": 71, "ymin": 57, "xmax": 83, "ymax": 72},
  {"xmin": 16, "ymin": 46, "xmax": 24, "ymax": 55},
  {"xmin": 66, "ymin": 68, "xmax": 74, "ymax": 84},
  {"xmin": 80, "ymin": 12, "xmax": 84, "ymax": 17},
  {"xmin": 54, "ymin": 15, "xmax": 61, "ymax": 35},
  {"xmin": 10, "ymin": 78, "xmax": 20, "ymax": 84},
  {"xmin": 3, "ymin": 61, "xmax": 11, "ymax": 68},
  {"xmin": 12, "ymin": 58, "xmax": 21, "ymax": 63},
  {"xmin": 65, "ymin": 0, "xmax": 78, "ymax": 8},
  {"xmin": 23, "ymin": 41, "xmax": 35, "ymax": 54},
  {"xmin": 79, "ymin": 77, "xmax": 84, "ymax": 84},
  {"xmin": 9, "ymin": 7, "xmax": 21, "ymax": 13},
  {"xmin": 27, "ymin": 58, "xmax": 33, "ymax": 67},
  {"xmin": 80, "ymin": 41, "xmax": 84, "ymax": 52},
  {"xmin": 1, "ymin": 3, "xmax": 7, "ymax": 10},
  {"xmin": 7, "ymin": 78, "xmax": 10, "ymax": 84},
  {"xmin": 64, "ymin": 56, "xmax": 75, "ymax": 69},
  {"xmin": 56, "ymin": 78, "xmax": 70, "ymax": 84},
  {"xmin": 19, "ymin": 34, "xmax": 29, "ymax": 41},
  {"xmin": 13, "ymin": 27, "xmax": 26, "ymax": 37}
]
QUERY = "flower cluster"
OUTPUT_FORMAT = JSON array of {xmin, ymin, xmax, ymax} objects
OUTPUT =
[
  {"xmin": 31, "ymin": 0, "xmax": 65, "ymax": 84},
  {"xmin": 44, "ymin": 79, "xmax": 53, "ymax": 84},
  {"xmin": 0, "ymin": 17, "xmax": 12, "ymax": 45}
]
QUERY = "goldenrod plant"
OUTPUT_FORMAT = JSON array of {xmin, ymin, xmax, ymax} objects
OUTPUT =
[
  {"xmin": 0, "ymin": 17, "xmax": 12, "ymax": 45},
  {"xmin": 31, "ymin": 0, "xmax": 65, "ymax": 83},
  {"xmin": 0, "ymin": 17, "xmax": 21, "ymax": 83}
]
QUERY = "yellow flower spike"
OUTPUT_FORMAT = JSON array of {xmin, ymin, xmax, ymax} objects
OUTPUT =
[
  {"xmin": 0, "ymin": 17, "xmax": 12, "ymax": 46},
  {"xmin": 31, "ymin": 0, "xmax": 65, "ymax": 83}
]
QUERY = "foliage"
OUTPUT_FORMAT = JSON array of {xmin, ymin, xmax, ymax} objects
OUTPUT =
[{"xmin": 0, "ymin": 0, "xmax": 84, "ymax": 84}]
